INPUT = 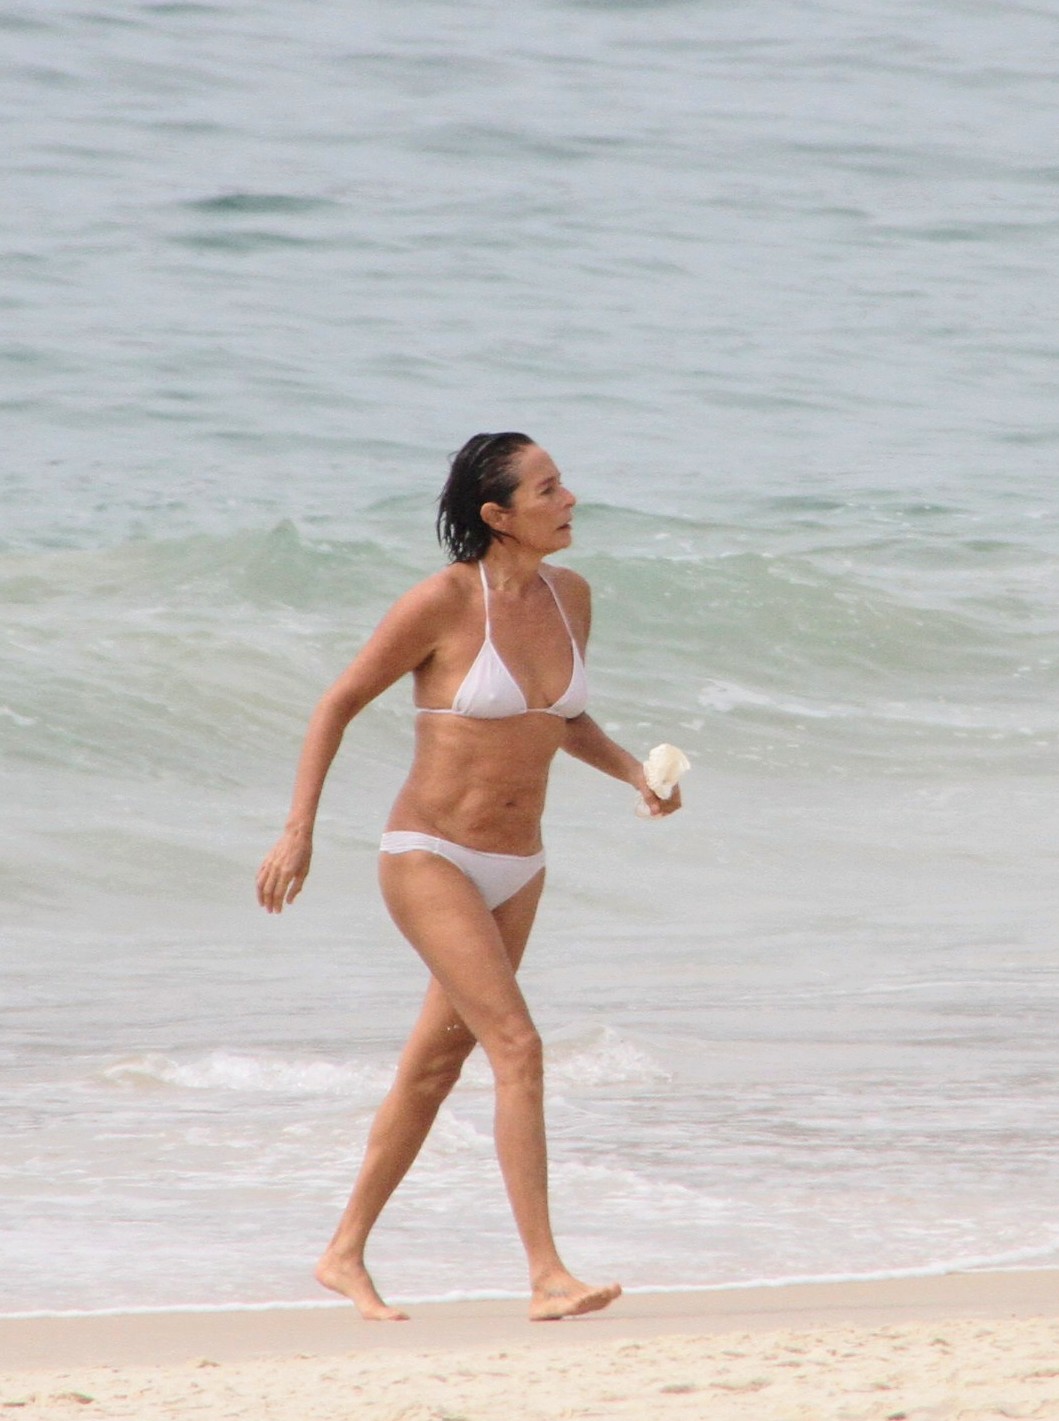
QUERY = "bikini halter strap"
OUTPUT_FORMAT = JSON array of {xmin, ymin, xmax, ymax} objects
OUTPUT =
[
  {"xmin": 478, "ymin": 561, "xmax": 572, "ymax": 640},
  {"xmin": 477, "ymin": 559, "xmax": 492, "ymax": 637}
]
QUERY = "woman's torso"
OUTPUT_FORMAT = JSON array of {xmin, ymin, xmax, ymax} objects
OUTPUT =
[{"xmin": 386, "ymin": 560, "xmax": 587, "ymax": 854}]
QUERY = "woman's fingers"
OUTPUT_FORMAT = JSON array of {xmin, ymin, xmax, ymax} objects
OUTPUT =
[
  {"xmin": 643, "ymin": 783, "xmax": 682, "ymax": 817},
  {"xmin": 662, "ymin": 784, "xmax": 682, "ymax": 815},
  {"xmin": 257, "ymin": 859, "xmax": 284, "ymax": 912},
  {"xmin": 256, "ymin": 839, "xmax": 311, "ymax": 912}
]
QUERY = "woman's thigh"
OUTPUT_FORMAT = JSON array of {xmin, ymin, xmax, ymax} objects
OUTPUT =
[
  {"xmin": 379, "ymin": 851, "xmax": 537, "ymax": 1046},
  {"xmin": 494, "ymin": 864, "xmax": 545, "ymax": 968}
]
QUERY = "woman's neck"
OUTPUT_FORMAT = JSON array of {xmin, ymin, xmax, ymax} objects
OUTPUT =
[{"xmin": 479, "ymin": 544, "xmax": 546, "ymax": 595}]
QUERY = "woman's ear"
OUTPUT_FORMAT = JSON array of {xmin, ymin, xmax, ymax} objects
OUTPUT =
[{"xmin": 480, "ymin": 501, "xmax": 510, "ymax": 533}]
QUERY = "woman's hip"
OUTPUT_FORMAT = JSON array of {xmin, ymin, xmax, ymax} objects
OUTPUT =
[{"xmin": 379, "ymin": 831, "xmax": 545, "ymax": 912}]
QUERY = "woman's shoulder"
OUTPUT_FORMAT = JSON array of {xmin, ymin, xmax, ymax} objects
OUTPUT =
[
  {"xmin": 389, "ymin": 563, "xmax": 476, "ymax": 623},
  {"xmin": 544, "ymin": 564, "xmax": 591, "ymax": 643},
  {"xmin": 545, "ymin": 563, "xmax": 590, "ymax": 605}
]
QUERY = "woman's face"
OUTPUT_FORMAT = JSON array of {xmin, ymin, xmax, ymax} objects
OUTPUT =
[{"xmin": 495, "ymin": 444, "xmax": 577, "ymax": 554}]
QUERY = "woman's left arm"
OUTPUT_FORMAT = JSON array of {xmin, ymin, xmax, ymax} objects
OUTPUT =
[
  {"xmin": 562, "ymin": 714, "xmax": 681, "ymax": 817},
  {"xmin": 556, "ymin": 568, "xmax": 680, "ymax": 816}
]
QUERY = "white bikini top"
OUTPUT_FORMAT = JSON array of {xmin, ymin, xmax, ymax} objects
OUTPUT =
[{"xmin": 417, "ymin": 562, "xmax": 588, "ymax": 720}]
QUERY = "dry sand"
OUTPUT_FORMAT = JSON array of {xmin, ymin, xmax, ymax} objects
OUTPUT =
[{"xmin": 2, "ymin": 1271, "xmax": 1057, "ymax": 1420}]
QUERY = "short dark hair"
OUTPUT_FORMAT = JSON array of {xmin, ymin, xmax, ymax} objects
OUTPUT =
[{"xmin": 436, "ymin": 432, "xmax": 534, "ymax": 563}]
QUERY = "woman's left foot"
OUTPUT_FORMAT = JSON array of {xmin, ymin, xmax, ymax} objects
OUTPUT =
[{"xmin": 529, "ymin": 1271, "xmax": 622, "ymax": 1321}]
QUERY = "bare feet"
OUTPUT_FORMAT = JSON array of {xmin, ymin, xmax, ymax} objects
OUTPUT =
[
  {"xmin": 315, "ymin": 1252, "xmax": 409, "ymax": 1321},
  {"xmin": 529, "ymin": 1271, "xmax": 622, "ymax": 1322}
]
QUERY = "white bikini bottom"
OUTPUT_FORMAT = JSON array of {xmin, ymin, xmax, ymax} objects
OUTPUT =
[{"xmin": 379, "ymin": 831, "xmax": 546, "ymax": 911}]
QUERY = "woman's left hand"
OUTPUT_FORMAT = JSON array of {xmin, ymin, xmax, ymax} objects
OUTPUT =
[{"xmin": 636, "ymin": 772, "xmax": 682, "ymax": 817}]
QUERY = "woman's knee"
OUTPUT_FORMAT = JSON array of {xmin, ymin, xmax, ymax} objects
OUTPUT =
[
  {"xmin": 401, "ymin": 1030, "xmax": 475, "ymax": 1104},
  {"xmin": 485, "ymin": 1018, "xmax": 543, "ymax": 1086}
]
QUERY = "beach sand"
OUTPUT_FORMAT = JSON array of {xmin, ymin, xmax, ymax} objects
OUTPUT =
[{"xmin": 2, "ymin": 1271, "xmax": 1057, "ymax": 1419}]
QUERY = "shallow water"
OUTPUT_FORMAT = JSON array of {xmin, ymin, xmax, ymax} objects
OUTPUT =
[{"xmin": 2, "ymin": 0, "xmax": 1058, "ymax": 1313}]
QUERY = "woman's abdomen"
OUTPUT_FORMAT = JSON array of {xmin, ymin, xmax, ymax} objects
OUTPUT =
[{"xmin": 386, "ymin": 714, "xmax": 565, "ymax": 853}]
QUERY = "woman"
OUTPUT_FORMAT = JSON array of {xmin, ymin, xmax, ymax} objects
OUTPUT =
[{"xmin": 256, "ymin": 433, "xmax": 681, "ymax": 1322}]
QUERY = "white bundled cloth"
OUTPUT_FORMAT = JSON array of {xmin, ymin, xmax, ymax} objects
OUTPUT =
[{"xmin": 635, "ymin": 743, "xmax": 690, "ymax": 818}]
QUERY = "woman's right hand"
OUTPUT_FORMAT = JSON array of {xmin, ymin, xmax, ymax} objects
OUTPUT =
[{"xmin": 256, "ymin": 827, "xmax": 313, "ymax": 913}]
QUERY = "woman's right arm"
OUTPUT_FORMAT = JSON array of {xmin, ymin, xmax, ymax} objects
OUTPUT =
[
  {"xmin": 255, "ymin": 573, "xmax": 454, "ymax": 913},
  {"xmin": 254, "ymin": 686, "xmax": 352, "ymax": 914}
]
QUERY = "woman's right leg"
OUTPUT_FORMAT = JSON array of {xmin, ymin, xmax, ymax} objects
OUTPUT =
[
  {"xmin": 315, "ymin": 975, "xmax": 477, "ymax": 1320},
  {"xmin": 316, "ymin": 854, "xmax": 545, "ymax": 1320}
]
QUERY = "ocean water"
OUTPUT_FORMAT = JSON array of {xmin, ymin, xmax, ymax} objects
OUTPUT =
[{"xmin": 2, "ymin": 0, "xmax": 1058, "ymax": 1316}]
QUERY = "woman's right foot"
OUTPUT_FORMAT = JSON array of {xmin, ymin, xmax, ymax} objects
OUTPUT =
[{"xmin": 315, "ymin": 1252, "xmax": 409, "ymax": 1321}]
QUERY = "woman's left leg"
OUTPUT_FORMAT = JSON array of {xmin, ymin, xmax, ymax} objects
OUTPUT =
[{"xmin": 377, "ymin": 853, "xmax": 620, "ymax": 1321}]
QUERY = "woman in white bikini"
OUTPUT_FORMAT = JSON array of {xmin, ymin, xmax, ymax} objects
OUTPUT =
[{"xmin": 256, "ymin": 433, "xmax": 681, "ymax": 1321}]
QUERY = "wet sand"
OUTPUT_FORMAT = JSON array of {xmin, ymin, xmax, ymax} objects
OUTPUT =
[{"xmin": 2, "ymin": 1270, "xmax": 1057, "ymax": 1419}]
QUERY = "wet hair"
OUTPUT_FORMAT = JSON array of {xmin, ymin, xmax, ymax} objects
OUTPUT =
[{"xmin": 436, "ymin": 432, "xmax": 534, "ymax": 563}]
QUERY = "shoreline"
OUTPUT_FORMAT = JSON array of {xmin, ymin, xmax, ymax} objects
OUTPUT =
[
  {"xmin": 10, "ymin": 1261, "xmax": 1058, "ymax": 1322},
  {"xmin": 4, "ymin": 1272, "xmax": 1057, "ymax": 1421},
  {"xmin": 3, "ymin": 1269, "xmax": 1056, "ymax": 1369}
]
